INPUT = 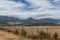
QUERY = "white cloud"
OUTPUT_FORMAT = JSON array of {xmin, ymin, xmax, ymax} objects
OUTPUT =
[
  {"xmin": 26, "ymin": 0, "xmax": 52, "ymax": 8},
  {"xmin": 53, "ymin": 0, "xmax": 60, "ymax": 2},
  {"xmin": 0, "ymin": 0, "xmax": 60, "ymax": 19},
  {"xmin": 0, "ymin": 0, "xmax": 25, "ymax": 15}
]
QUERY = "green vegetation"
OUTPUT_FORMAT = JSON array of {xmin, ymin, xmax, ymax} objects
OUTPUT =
[
  {"xmin": 20, "ymin": 27, "xmax": 27, "ymax": 37},
  {"xmin": 24, "ymin": 23, "xmax": 60, "ymax": 26},
  {"xmin": 38, "ymin": 31, "xmax": 47, "ymax": 39},
  {"xmin": 53, "ymin": 32, "xmax": 58, "ymax": 40},
  {"xmin": 27, "ymin": 32, "xmax": 37, "ymax": 39},
  {"xmin": 13, "ymin": 30, "xmax": 19, "ymax": 35},
  {"xmin": 0, "ymin": 22, "xmax": 60, "ymax": 26}
]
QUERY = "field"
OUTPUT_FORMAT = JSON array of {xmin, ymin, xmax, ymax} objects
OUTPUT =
[
  {"xmin": 0, "ymin": 26, "xmax": 60, "ymax": 40},
  {"xmin": 0, "ymin": 31, "xmax": 19, "ymax": 40}
]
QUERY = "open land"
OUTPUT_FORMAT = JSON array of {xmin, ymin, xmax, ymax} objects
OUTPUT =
[{"xmin": 0, "ymin": 26, "xmax": 60, "ymax": 40}]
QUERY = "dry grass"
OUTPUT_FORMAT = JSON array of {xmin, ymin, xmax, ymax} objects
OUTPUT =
[
  {"xmin": 0, "ymin": 26, "xmax": 60, "ymax": 40},
  {"xmin": 0, "ymin": 30, "xmax": 25, "ymax": 40}
]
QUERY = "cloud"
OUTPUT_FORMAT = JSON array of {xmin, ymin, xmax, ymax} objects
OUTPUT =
[
  {"xmin": 50, "ymin": 0, "xmax": 60, "ymax": 7},
  {"xmin": 53, "ymin": 0, "xmax": 60, "ymax": 2},
  {"xmin": 0, "ymin": 0, "xmax": 60, "ymax": 19}
]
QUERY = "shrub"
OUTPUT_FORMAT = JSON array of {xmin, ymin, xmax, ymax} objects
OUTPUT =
[
  {"xmin": 53, "ymin": 32, "xmax": 58, "ymax": 40},
  {"xmin": 31, "ymin": 35, "xmax": 37, "ymax": 39},
  {"xmin": 38, "ymin": 31, "xmax": 46, "ymax": 40},
  {"xmin": 38, "ymin": 31, "xmax": 51, "ymax": 40},
  {"xmin": 0, "ymin": 27, "xmax": 3, "ymax": 30},
  {"xmin": 20, "ymin": 27, "xmax": 27, "ymax": 37},
  {"xmin": 13, "ymin": 30, "xmax": 19, "ymax": 35},
  {"xmin": 7, "ymin": 30, "xmax": 12, "ymax": 33},
  {"xmin": 45, "ymin": 32, "xmax": 51, "ymax": 39},
  {"xmin": 28, "ymin": 34, "xmax": 37, "ymax": 39}
]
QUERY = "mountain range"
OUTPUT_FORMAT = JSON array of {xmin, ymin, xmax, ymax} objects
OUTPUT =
[
  {"xmin": 0, "ymin": 16, "xmax": 20, "ymax": 24},
  {"xmin": 0, "ymin": 16, "xmax": 60, "ymax": 24}
]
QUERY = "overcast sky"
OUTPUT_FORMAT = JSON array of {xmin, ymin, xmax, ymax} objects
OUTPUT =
[{"xmin": 0, "ymin": 0, "xmax": 60, "ymax": 19}]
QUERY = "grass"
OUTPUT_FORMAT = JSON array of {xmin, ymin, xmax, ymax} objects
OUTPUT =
[
  {"xmin": 6, "ymin": 38, "xmax": 16, "ymax": 40},
  {"xmin": 0, "ymin": 34, "xmax": 5, "ymax": 37},
  {"xmin": 0, "ymin": 26, "xmax": 60, "ymax": 40}
]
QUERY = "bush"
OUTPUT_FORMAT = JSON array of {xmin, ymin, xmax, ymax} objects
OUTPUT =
[
  {"xmin": 45, "ymin": 32, "xmax": 51, "ymax": 39},
  {"xmin": 7, "ymin": 30, "xmax": 12, "ymax": 33},
  {"xmin": 0, "ymin": 27, "xmax": 6, "ymax": 31},
  {"xmin": 27, "ymin": 34, "xmax": 37, "ymax": 39},
  {"xmin": 38, "ymin": 31, "xmax": 51, "ymax": 40},
  {"xmin": 0, "ymin": 27, "xmax": 3, "ymax": 30},
  {"xmin": 53, "ymin": 32, "xmax": 58, "ymax": 40},
  {"xmin": 38, "ymin": 31, "xmax": 46, "ymax": 39},
  {"xmin": 31, "ymin": 35, "xmax": 37, "ymax": 39},
  {"xmin": 21, "ymin": 27, "xmax": 27, "ymax": 37},
  {"xmin": 13, "ymin": 30, "xmax": 19, "ymax": 35}
]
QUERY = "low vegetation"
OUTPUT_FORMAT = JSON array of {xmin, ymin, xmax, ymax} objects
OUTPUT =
[
  {"xmin": 20, "ymin": 27, "xmax": 27, "ymax": 37},
  {"xmin": 0, "ymin": 27, "xmax": 60, "ymax": 40},
  {"xmin": 24, "ymin": 23, "xmax": 60, "ymax": 26},
  {"xmin": 53, "ymin": 32, "xmax": 58, "ymax": 40}
]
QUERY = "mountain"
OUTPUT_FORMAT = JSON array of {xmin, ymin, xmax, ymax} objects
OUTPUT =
[
  {"xmin": 0, "ymin": 16, "xmax": 60, "ymax": 25},
  {"xmin": 20, "ymin": 18, "xmax": 60, "ymax": 24},
  {"xmin": 0, "ymin": 16, "xmax": 20, "ymax": 24},
  {"xmin": 20, "ymin": 18, "xmax": 60, "ymax": 26}
]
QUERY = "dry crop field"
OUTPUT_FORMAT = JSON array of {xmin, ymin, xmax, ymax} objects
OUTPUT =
[
  {"xmin": 1, "ymin": 26, "xmax": 60, "ymax": 40},
  {"xmin": 1, "ymin": 26, "xmax": 60, "ymax": 37}
]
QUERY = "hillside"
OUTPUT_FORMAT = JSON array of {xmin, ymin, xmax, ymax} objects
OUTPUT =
[{"xmin": 0, "ymin": 16, "xmax": 21, "ymax": 24}]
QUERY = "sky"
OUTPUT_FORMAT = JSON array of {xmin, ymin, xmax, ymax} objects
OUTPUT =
[{"xmin": 0, "ymin": 0, "xmax": 60, "ymax": 20}]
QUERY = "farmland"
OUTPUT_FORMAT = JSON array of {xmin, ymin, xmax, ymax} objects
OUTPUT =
[{"xmin": 0, "ymin": 26, "xmax": 60, "ymax": 40}]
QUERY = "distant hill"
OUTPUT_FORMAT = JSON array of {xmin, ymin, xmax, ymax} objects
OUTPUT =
[
  {"xmin": 0, "ymin": 16, "xmax": 60, "ymax": 26},
  {"xmin": 20, "ymin": 18, "xmax": 60, "ymax": 23},
  {"xmin": 0, "ymin": 16, "xmax": 20, "ymax": 24}
]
